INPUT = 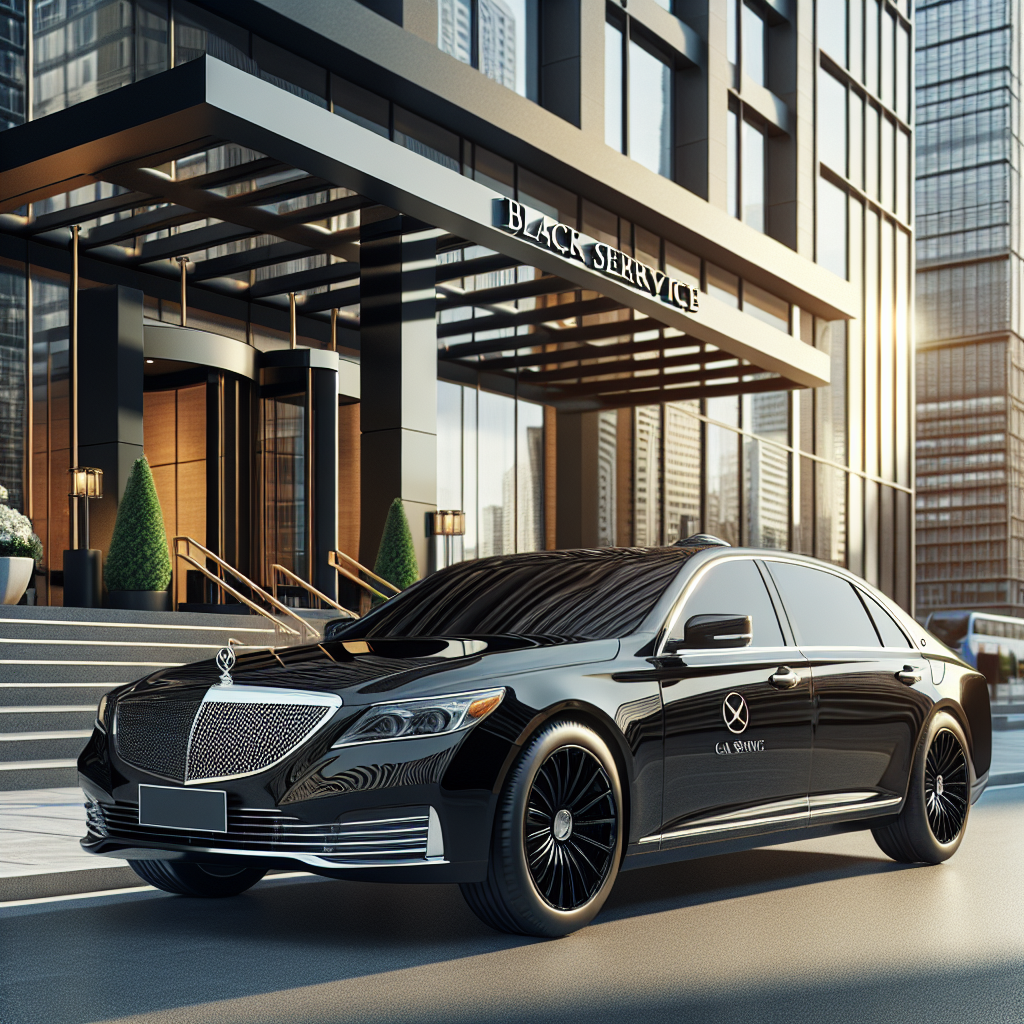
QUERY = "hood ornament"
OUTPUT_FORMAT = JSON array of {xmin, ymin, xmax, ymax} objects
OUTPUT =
[{"xmin": 215, "ymin": 646, "xmax": 236, "ymax": 686}]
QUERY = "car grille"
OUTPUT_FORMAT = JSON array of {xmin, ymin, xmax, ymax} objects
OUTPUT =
[
  {"xmin": 114, "ymin": 689, "xmax": 337, "ymax": 784},
  {"xmin": 86, "ymin": 801, "xmax": 431, "ymax": 862}
]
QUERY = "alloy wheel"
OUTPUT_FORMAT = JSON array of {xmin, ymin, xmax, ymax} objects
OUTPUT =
[
  {"xmin": 924, "ymin": 727, "xmax": 969, "ymax": 844},
  {"xmin": 524, "ymin": 744, "xmax": 618, "ymax": 910}
]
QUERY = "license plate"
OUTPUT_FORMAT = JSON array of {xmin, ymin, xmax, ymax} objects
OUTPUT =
[{"xmin": 138, "ymin": 784, "xmax": 227, "ymax": 832}]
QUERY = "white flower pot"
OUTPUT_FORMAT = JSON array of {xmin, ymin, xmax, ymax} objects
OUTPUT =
[{"xmin": 0, "ymin": 557, "xmax": 34, "ymax": 605}]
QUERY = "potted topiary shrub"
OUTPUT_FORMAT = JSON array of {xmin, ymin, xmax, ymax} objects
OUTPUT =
[
  {"xmin": 372, "ymin": 498, "xmax": 419, "ymax": 604},
  {"xmin": 0, "ymin": 485, "xmax": 43, "ymax": 605},
  {"xmin": 105, "ymin": 457, "xmax": 172, "ymax": 611}
]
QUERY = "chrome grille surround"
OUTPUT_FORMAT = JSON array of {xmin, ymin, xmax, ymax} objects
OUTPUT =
[
  {"xmin": 85, "ymin": 801, "xmax": 443, "ymax": 867},
  {"xmin": 114, "ymin": 684, "xmax": 342, "ymax": 784}
]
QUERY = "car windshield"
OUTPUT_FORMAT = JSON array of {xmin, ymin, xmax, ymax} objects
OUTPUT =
[
  {"xmin": 926, "ymin": 612, "xmax": 970, "ymax": 646},
  {"xmin": 333, "ymin": 548, "xmax": 696, "ymax": 640}
]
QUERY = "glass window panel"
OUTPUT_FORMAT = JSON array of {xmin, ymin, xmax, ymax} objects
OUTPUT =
[
  {"xmin": 742, "ymin": 119, "xmax": 765, "ymax": 232},
  {"xmin": 881, "ymin": 8, "xmax": 894, "ymax": 109},
  {"xmin": 252, "ymin": 36, "xmax": 327, "ymax": 106},
  {"xmin": 634, "ymin": 406, "xmax": 662, "ymax": 546},
  {"xmin": 628, "ymin": 39, "xmax": 672, "ymax": 178},
  {"xmin": 462, "ymin": 387, "xmax": 478, "ymax": 561},
  {"xmin": 516, "ymin": 400, "xmax": 545, "ymax": 552},
  {"xmin": 707, "ymin": 264, "xmax": 740, "ymax": 306},
  {"xmin": 895, "ymin": 21, "xmax": 908, "ymax": 120},
  {"xmin": 674, "ymin": 559, "xmax": 784, "ymax": 646},
  {"xmin": 818, "ymin": 68, "xmax": 848, "ymax": 176},
  {"xmin": 665, "ymin": 242, "xmax": 701, "ymax": 286},
  {"xmin": 635, "ymin": 226, "xmax": 660, "ymax": 269},
  {"xmin": 743, "ymin": 392, "xmax": 790, "ymax": 549},
  {"xmin": 881, "ymin": 114, "xmax": 894, "ymax": 211},
  {"xmin": 743, "ymin": 282, "xmax": 789, "ymax": 331},
  {"xmin": 664, "ymin": 401, "xmax": 701, "ymax": 545},
  {"xmin": 741, "ymin": 2, "xmax": 765, "ymax": 86},
  {"xmin": 605, "ymin": 20, "xmax": 624, "ymax": 153},
  {"xmin": 473, "ymin": 145, "xmax": 514, "ymax": 198},
  {"xmin": 0, "ymin": 266, "xmax": 25, "ymax": 513},
  {"xmin": 728, "ymin": 107, "xmax": 739, "ymax": 218},
  {"xmin": 705, "ymin": 396, "xmax": 740, "ymax": 546},
  {"xmin": 817, "ymin": 176, "xmax": 848, "ymax": 278},
  {"xmin": 819, "ymin": 0, "xmax": 847, "ymax": 65},
  {"xmin": 437, "ymin": 382, "xmax": 463, "ymax": 511},
  {"xmin": 597, "ymin": 409, "xmax": 617, "ymax": 547},
  {"xmin": 865, "ymin": 0, "xmax": 879, "ymax": 96},
  {"xmin": 0, "ymin": 0, "xmax": 26, "ymax": 130},
  {"xmin": 582, "ymin": 199, "xmax": 619, "ymax": 247},
  {"xmin": 896, "ymin": 127, "xmax": 909, "ymax": 222},
  {"xmin": 478, "ymin": 390, "xmax": 516, "ymax": 557},
  {"xmin": 727, "ymin": 0, "xmax": 738, "ymax": 64},
  {"xmin": 331, "ymin": 75, "xmax": 389, "ymax": 136},
  {"xmin": 136, "ymin": 0, "xmax": 169, "ymax": 81},
  {"xmin": 865, "ymin": 101, "xmax": 879, "ymax": 199},
  {"xmin": 767, "ymin": 561, "xmax": 880, "ymax": 646},
  {"xmin": 848, "ymin": 90, "xmax": 863, "ymax": 189},
  {"xmin": 849, "ymin": 0, "xmax": 862, "ymax": 81},
  {"xmin": 438, "ymin": 0, "xmax": 473, "ymax": 65},
  {"xmin": 394, "ymin": 107, "xmax": 461, "ymax": 171},
  {"xmin": 478, "ymin": 0, "xmax": 535, "ymax": 98},
  {"xmin": 173, "ymin": 0, "xmax": 250, "ymax": 69},
  {"xmin": 518, "ymin": 168, "xmax": 576, "ymax": 226}
]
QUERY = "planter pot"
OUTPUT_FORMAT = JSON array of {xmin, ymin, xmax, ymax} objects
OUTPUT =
[
  {"xmin": 108, "ymin": 590, "xmax": 170, "ymax": 612},
  {"xmin": 0, "ymin": 557, "xmax": 35, "ymax": 605}
]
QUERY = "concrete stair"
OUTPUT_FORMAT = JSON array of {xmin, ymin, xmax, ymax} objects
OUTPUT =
[{"xmin": 0, "ymin": 606, "xmax": 279, "ymax": 790}]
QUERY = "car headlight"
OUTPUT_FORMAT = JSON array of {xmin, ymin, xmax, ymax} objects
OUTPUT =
[
  {"xmin": 331, "ymin": 688, "xmax": 505, "ymax": 748},
  {"xmin": 96, "ymin": 693, "xmax": 110, "ymax": 733}
]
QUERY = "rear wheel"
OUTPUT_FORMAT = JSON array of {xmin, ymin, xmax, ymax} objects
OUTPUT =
[
  {"xmin": 872, "ymin": 711, "xmax": 971, "ymax": 864},
  {"xmin": 129, "ymin": 858, "xmax": 267, "ymax": 897},
  {"xmin": 460, "ymin": 720, "xmax": 623, "ymax": 937}
]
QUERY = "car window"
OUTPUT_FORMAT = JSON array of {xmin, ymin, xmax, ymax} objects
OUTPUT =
[
  {"xmin": 765, "ymin": 561, "xmax": 879, "ymax": 648},
  {"xmin": 861, "ymin": 591, "xmax": 912, "ymax": 648},
  {"xmin": 671, "ymin": 558, "xmax": 784, "ymax": 647}
]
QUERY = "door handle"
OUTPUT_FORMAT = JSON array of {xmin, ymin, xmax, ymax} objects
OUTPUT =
[
  {"xmin": 897, "ymin": 666, "xmax": 923, "ymax": 684},
  {"xmin": 769, "ymin": 666, "xmax": 801, "ymax": 689}
]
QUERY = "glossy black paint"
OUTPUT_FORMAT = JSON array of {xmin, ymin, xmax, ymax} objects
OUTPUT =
[{"xmin": 78, "ymin": 546, "xmax": 991, "ymax": 886}]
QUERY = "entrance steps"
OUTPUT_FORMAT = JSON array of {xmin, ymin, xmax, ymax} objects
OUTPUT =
[{"xmin": 0, "ymin": 606, "xmax": 278, "ymax": 791}]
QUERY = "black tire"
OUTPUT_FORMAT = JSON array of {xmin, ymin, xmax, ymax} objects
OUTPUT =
[
  {"xmin": 460, "ymin": 719, "xmax": 623, "ymax": 938},
  {"xmin": 872, "ymin": 710, "xmax": 972, "ymax": 864},
  {"xmin": 129, "ymin": 858, "xmax": 267, "ymax": 897}
]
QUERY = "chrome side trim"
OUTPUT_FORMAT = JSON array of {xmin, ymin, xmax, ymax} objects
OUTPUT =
[
  {"xmin": 640, "ymin": 791, "xmax": 903, "ymax": 845},
  {"xmin": 110, "ymin": 844, "xmax": 450, "ymax": 870}
]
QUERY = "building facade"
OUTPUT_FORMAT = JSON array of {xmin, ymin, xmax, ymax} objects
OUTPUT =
[
  {"xmin": 915, "ymin": 0, "xmax": 1023, "ymax": 617},
  {"xmin": 0, "ymin": 0, "xmax": 913, "ymax": 612}
]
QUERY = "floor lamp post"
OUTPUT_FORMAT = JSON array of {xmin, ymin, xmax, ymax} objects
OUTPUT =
[
  {"xmin": 432, "ymin": 510, "xmax": 466, "ymax": 569},
  {"xmin": 64, "ymin": 467, "xmax": 103, "ymax": 607}
]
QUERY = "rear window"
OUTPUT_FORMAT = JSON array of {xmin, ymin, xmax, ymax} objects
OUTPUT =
[{"xmin": 333, "ymin": 548, "xmax": 694, "ymax": 640}]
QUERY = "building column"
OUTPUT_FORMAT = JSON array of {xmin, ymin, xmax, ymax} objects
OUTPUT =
[
  {"xmin": 555, "ymin": 410, "xmax": 601, "ymax": 549},
  {"xmin": 77, "ymin": 285, "xmax": 144, "ymax": 560},
  {"xmin": 359, "ymin": 214, "xmax": 438, "ymax": 577},
  {"xmin": 312, "ymin": 367, "xmax": 339, "ymax": 600}
]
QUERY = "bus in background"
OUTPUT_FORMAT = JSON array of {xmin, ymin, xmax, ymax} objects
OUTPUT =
[{"xmin": 926, "ymin": 610, "xmax": 1024, "ymax": 704}]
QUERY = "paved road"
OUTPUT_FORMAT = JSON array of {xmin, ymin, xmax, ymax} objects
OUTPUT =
[{"xmin": 1, "ymin": 786, "xmax": 1021, "ymax": 1024}]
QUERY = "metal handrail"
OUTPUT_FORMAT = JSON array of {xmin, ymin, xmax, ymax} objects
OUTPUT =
[
  {"xmin": 270, "ymin": 563, "xmax": 357, "ymax": 619},
  {"xmin": 329, "ymin": 549, "xmax": 402, "ymax": 597},
  {"xmin": 172, "ymin": 537, "xmax": 320, "ymax": 641}
]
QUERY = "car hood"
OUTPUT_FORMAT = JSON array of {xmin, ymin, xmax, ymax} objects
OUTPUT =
[{"xmin": 118, "ymin": 634, "xmax": 621, "ymax": 707}]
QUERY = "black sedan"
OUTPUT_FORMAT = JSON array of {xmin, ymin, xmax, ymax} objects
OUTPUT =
[{"xmin": 78, "ymin": 540, "xmax": 991, "ymax": 937}]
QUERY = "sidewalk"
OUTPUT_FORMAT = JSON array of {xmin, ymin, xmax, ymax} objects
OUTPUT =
[{"xmin": 3, "ymin": 731, "xmax": 1023, "ymax": 904}]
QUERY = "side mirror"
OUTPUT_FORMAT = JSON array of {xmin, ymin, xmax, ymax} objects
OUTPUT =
[{"xmin": 667, "ymin": 614, "xmax": 753, "ymax": 651}]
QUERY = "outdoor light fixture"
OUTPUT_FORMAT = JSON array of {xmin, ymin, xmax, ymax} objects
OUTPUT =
[
  {"xmin": 69, "ymin": 467, "xmax": 103, "ymax": 549},
  {"xmin": 432, "ymin": 510, "xmax": 466, "ymax": 569}
]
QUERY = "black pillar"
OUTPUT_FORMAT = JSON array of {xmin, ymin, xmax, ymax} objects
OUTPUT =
[
  {"xmin": 359, "ymin": 214, "xmax": 438, "ymax": 576},
  {"xmin": 555, "ymin": 410, "xmax": 600, "ymax": 549},
  {"xmin": 313, "ymin": 367, "xmax": 339, "ymax": 600},
  {"xmin": 77, "ymin": 286, "xmax": 145, "ymax": 559}
]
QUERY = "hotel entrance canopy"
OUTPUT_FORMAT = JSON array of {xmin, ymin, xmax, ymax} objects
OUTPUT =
[{"xmin": 0, "ymin": 56, "xmax": 839, "ymax": 410}]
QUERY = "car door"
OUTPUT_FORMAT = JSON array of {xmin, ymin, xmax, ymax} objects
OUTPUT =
[
  {"xmin": 763, "ymin": 559, "xmax": 933, "ymax": 821},
  {"xmin": 658, "ymin": 556, "xmax": 813, "ymax": 846}
]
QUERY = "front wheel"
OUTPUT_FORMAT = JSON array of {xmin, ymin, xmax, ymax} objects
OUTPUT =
[
  {"xmin": 129, "ymin": 858, "xmax": 267, "ymax": 897},
  {"xmin": 872, "ymin": 710, "xmax": 972, "ymax": 864},
  {"xmin": 460, "ymin": 720, "xmax": 623, "ymax": 937}
]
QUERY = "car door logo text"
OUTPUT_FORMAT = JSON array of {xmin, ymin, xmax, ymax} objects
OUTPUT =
[
  {"xmin": 716, "ymin": 739, "xmax": 766, "ymax": 755},
  {"xmin": 722, "ymin": 692, "xmax": 750, "ymax": 734}
]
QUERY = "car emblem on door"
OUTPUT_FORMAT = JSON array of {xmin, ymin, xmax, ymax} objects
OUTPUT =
[{"xmin": 722, "ymin": 692, "xmax": 749, "ymax": 734}]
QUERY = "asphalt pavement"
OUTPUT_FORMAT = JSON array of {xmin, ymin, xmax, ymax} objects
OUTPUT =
[{"xmin": 1, "ymin": 783, "xmax": 1021, "ymax": 1024}]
